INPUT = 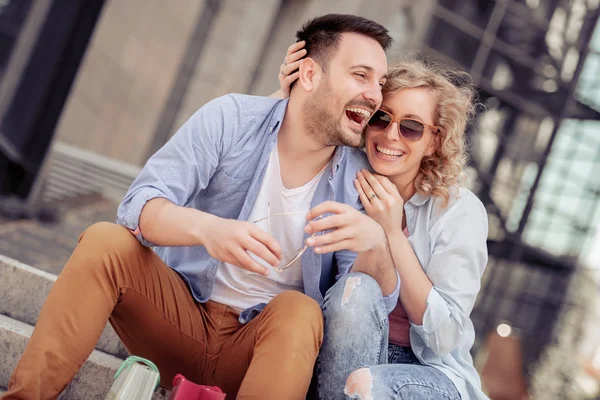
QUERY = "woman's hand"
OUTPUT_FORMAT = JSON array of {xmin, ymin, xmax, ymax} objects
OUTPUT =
[
  {"xmin": 304, "ymin": 201, "xmax": 386, "ymax": 254},
  {"xmin": 355, "ymin": 169, "xmax": 405, "ymax": 236},
  {"xmin": 278, "ymin": 41, "xmax": 307, "ymax": 97}
]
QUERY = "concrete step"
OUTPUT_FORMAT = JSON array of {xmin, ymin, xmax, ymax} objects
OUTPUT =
[
  {"xmin": 0, "ymin": 314, "xmax": 170, "ymax": 399},
  {"xmin": 0, "ymin": 255, "xmax": 127, "ymax": 359}
]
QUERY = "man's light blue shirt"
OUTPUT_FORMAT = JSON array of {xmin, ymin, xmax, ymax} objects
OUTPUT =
[{"xmin": 116, "ymin": 94, "xmax": 400, "ymax": 323}]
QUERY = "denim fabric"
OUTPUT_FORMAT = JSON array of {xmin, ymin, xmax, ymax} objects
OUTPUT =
[
  {"xmin": 115, "ymin": 94, "xmax": 400, "ymax": 323},
  {"xmin": 359, "ymin": 363, "xmax": 461, "ymax": 399},
  {"xmin": 317, "ymin": 272, "xmax": 486, "ymax": 400},
  {"xmin": 388, "ymin": 344, "xmax": 420, "ymax": 365},
  {"xmin": 317, "ymin": 273, "xmax": 389, "ymax": 400}
]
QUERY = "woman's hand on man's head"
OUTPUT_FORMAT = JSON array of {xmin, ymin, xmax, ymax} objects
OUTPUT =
[{"xmin": 278, "ymin": 41, "xmax": 307, "ymax": 97}]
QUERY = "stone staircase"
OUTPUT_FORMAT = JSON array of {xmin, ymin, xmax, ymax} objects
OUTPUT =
[{"xmin": 0, "ymin": 256, "xmax": 170, "ymax": 399}]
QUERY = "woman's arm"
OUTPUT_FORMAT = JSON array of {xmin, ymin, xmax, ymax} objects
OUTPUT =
[
  {"xmin": 357, "ymin": 170, "xmax": 488, "ymax": 356},
  {"xmin": 355, "ymin": 170, "xmax": 431, "ymax": 322}
]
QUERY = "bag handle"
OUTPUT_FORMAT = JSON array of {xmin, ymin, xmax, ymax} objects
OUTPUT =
[{"xmin": 114, "ymin": 355, "xmax": 161, "ymax": 390}]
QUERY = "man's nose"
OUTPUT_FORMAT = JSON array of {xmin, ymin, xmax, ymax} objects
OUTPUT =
[{"xmin": 363, "ymin": 82, "xmax": 383, "ymax": 108}]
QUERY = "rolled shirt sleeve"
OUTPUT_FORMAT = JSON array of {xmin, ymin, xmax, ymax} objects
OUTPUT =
[
  {"xmin": 410, "ymin": 192, "xmax": 489, "ymax": 355},
  {"xmin": 116, "ymin": 94, "xmax": 243, "ymax": 246}
]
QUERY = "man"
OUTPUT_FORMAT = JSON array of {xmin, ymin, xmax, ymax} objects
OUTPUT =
[{"xmin": 3, "ymin": 14, "xmax": 398, "ymax": 400}]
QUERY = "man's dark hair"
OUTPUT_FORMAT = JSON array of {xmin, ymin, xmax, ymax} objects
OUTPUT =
[{"xmin": 296, "ymin": 14, "xmax": 392, "ymax": 70}]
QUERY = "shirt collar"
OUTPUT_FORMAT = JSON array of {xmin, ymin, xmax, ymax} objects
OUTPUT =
[
  {"xmin": 269, "ymin": 98, "xmax": 289, "ymax": 135},
  {"xmin": 330, "ymin": 146, "xmax": 345, "ymax": 178},
  {"xmin": 407, "ymin": 191, "xmax": 431, "ymax": 207}
]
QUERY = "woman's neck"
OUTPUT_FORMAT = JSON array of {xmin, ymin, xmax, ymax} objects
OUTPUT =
[{"xmin": 390, "ymin": 174, "xmax": 417, "ymax": 203}]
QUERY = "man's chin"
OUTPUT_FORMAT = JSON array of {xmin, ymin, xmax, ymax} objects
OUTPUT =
[
  {"xmin": 340, "ymin": 128, "xmax": 364, "ymax": 148},
  {"xmin": 339, "ymin": 136, "xmax": 362, "ymax": 148}
]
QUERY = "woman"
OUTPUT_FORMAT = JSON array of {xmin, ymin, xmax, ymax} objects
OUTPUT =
[{"xmin": 277, "ymin": 42, "xmax": 489, "ymax": 400}]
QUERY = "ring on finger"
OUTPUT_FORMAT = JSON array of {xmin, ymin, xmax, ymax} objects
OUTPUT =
[{"xmin": 369, "ymin": 193, "xmax": 377, "ymax": 199}]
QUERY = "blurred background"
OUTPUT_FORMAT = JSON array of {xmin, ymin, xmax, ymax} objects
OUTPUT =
[{"xmin": 0, "ymin": 0, "xmax": 599, "ymax": 398}]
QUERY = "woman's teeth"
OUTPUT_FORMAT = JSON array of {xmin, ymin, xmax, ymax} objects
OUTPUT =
[{"xmin": 376, "ymin": 145, "xmax": 404, "ymax": 157}]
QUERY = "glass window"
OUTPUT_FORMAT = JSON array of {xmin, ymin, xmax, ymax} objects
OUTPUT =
[
  {"xmin": 483, "ymin": 49, "xmax": 570, "ymax": 115},
  {"xmin": 426, "ymin": 16, "xmax": 481, "ymax": 69},
  {"xmin": 437, "ymin": 0, "xmax": 496, "ymax": 29}
]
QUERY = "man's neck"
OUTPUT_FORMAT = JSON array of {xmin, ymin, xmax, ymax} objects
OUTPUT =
[{"xmin": 277, "ymin": 98, "xmax": 336, "ymax": 189}]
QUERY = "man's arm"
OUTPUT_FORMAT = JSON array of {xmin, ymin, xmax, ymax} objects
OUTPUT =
[
  {"xmin": 138, "ymin": 198, "xmax": 216, "ymax": 247},
  {"xmin": 116, "ymin": 94, "xmax": 282, "ymax": 274},
  {"xmin": 116, "ymin": 94, "xmax": 234, "ymax": 245}
]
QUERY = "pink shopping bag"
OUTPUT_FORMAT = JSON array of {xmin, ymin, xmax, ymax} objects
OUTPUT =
[{"xmin": 168, "ymin": 374, "xmax": 226, "ymax": 400}]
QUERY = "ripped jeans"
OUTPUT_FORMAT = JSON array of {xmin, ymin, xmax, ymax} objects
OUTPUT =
[{"xmin": 316, "ymin": 273, "xmax": 461, "ymax": 400}]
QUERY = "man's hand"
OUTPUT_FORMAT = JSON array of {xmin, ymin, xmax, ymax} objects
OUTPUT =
[
  {"xmin": 201, "ymin": 217, "xmax": 283, "ymax": 275},
  {"xmin": 304, "ymin": 201, "xmax": 386, "ymax": 254}
]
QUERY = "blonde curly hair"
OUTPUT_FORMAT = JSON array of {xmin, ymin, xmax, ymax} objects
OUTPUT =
[{"xmin": 382, "ymin": 57, "xmax": 477, "ymax": 206}]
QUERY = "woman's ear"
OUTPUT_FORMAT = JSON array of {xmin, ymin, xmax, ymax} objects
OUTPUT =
[
  {"xmin": 427, "ymin": 133, "xmax": 440, "ymax": 156},
  {"xmin": 297, "ymin": 58, "xmax": 322, "ymax": 92}
]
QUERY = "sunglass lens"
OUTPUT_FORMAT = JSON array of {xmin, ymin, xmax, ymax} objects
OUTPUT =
[
  {"xmin": 367, "ymin": 110, "xmax": 392, "ymax": 131},
  {"xmin": 399, "ymin": 119, "xmax": 424, "ymax": 141}
]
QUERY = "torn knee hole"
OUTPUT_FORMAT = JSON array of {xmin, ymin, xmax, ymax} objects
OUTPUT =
[
  {"xmin": 341, "ymin": 276, "xmax": 362, "ymax": 306},
  {"xmin": 344, "ymin": 367, "xmax": 373, "ymax": 400}
]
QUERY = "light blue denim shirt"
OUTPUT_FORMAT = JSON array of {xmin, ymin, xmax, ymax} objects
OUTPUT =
[
  {"xmin": 404, "ymin": 187, "xmax": 489, "ymax": 399},
  {"xmin": 116, "ymin": 94, "xmax": 400, "ymax": 323}
]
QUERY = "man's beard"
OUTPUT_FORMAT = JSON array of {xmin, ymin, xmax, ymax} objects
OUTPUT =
[{"xmin": 302, "ymin": 79, "xmax": 363, "ymax": 148}]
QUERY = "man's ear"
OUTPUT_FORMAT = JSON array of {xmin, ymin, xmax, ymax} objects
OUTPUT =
[{"xmin": 297, "ymin": 58, "xmax": 322, "ymax": 92}]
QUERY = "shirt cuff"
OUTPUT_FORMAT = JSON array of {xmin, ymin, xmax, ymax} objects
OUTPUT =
[
  {"xmin": 115, "ymin": 188, "xmax": 168, "ymax": 247},
  {"xmin": 382, "ymin": 269, "xmax": 401, "ymax": 314},
  {"xmin": 410, "ymin": 287, "xmax": 451, "ymax": 347}
]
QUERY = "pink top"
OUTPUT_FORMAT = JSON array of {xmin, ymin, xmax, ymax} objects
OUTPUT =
[{"xmin": 388, "ymin": 227, "xmax": 411, "ymax": 347}]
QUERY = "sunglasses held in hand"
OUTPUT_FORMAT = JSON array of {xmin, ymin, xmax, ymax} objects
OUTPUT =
[{"xmin": 251, "ymin": 202, "xmax": 318, "ymax": 272}]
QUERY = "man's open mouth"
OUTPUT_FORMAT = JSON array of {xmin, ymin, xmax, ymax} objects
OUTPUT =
[{"xmin": 345, "ymin": 107, "xmax": 371, "ymax": 127}]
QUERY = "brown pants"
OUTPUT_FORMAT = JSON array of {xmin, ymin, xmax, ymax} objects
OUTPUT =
[{"xmin": 3, "ymin": 222, "xmax": 323, "ymax": 400}]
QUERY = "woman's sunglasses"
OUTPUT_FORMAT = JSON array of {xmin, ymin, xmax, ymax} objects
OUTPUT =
[{"xmin": 367, "ymin": 109, "xmax": 439, "ymax": 142}]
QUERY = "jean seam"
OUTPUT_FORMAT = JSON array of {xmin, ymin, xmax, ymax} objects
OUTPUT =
[{"xmin": 392, "ymin": 382, "xmax": 460, "ymax": 399}]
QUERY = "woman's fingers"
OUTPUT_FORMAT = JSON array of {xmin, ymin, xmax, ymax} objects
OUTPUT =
[
  {"xmin": 286, "ymin": 40, "xmax": 306, "ymax": 58},
  {"xmin": 285, "ymin": 47, "xmax": 307, "ymax": 64},
  {"xmin": 354, "ymin": 179, "xmax": 372, "ymax": 210},
  {"xmin": 282, "ymin": 59, "xmax": 303, "ymax": 76},
  {"xmin": 281, "ymin": 71, "xmax": 300, "ymax": 87},
  {"xmin": 360, "ymin": 170, "xmax": 389, "ymax": 198},
  {"xmin": 356, "ymin": 170, "xmax": 378, "ymax": 201},
  {"xmin": 373, "ymin": 174, "xmax": 402, "ymax": 198}
]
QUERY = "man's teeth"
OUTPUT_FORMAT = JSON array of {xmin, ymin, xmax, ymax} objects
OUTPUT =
[
  {"xmin": 377, "ymin": 145, "xmax": 404, "ymax": 157},
  {"xmin": 346, "ymin": 107, "xmax": 371, "ymax": 118}
]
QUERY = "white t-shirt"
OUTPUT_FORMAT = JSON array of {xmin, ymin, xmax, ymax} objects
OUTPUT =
[{"xmin": 210, "ymin": 146, "xmax": 326, "ymax": 313}]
